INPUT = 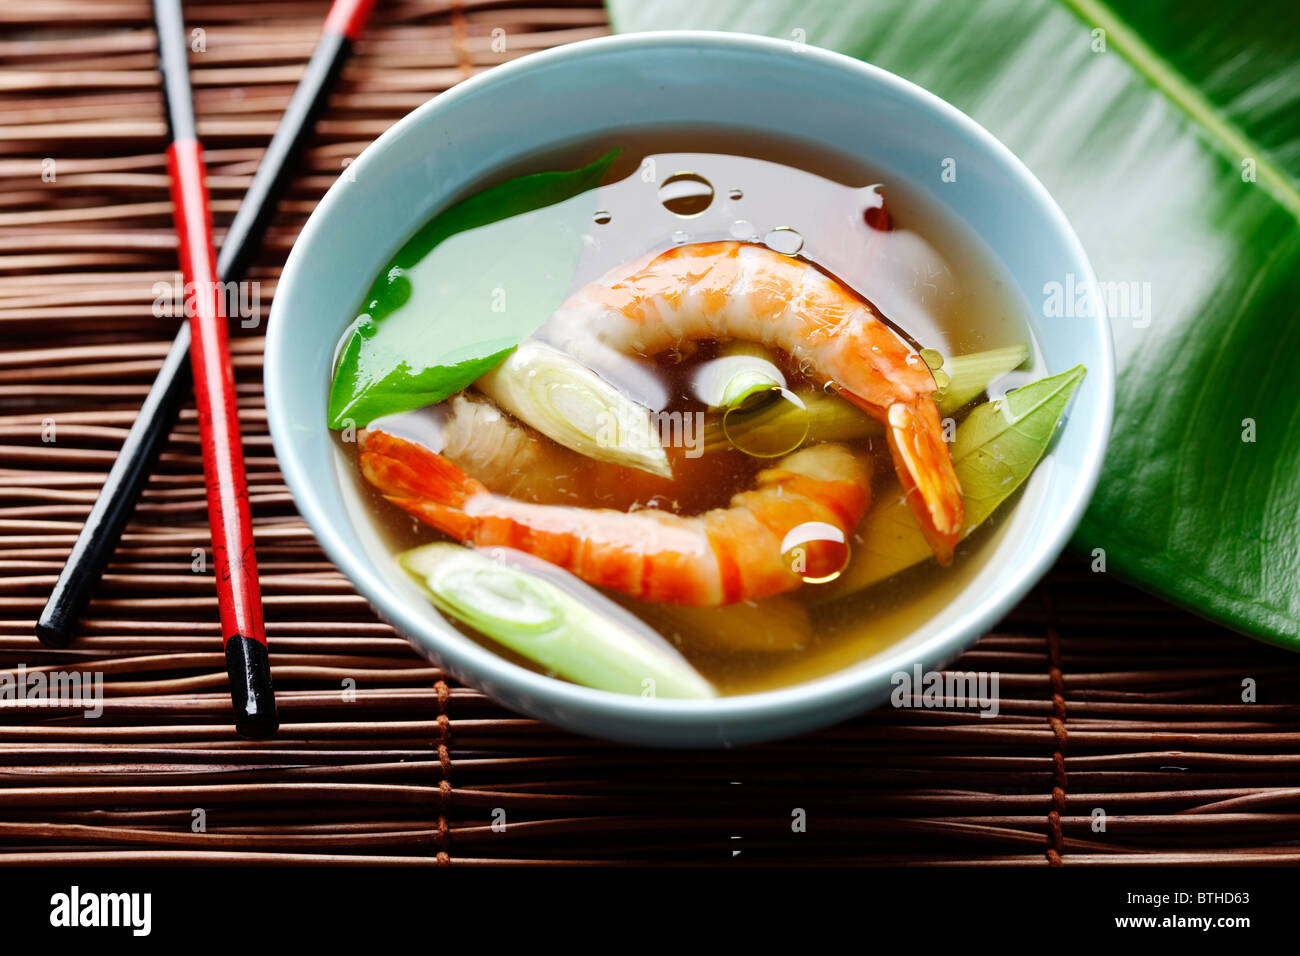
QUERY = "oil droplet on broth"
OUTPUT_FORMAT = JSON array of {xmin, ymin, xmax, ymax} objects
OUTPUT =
[
  {"xmin": 729, "ymin": 219, "xmax": 757, "ymax": 240},
  {"xmin": 763, "ymin": 226, "xmax": 804, "ymax": 255},
  {"xmin": 728, "ymin": 188, "xmax": 743, "ymax": 200},
  {"xmin": 658, "ymin": 172, "xmax": 715, "ymax": 217},
  {"xmin": 592, "ymin": 209, "xmax": 612, "ymax": 225},
  {"xmin": 780, "ymin": 521, "xmax": 851, "ymax": 584},
  {"xmin": 671, "ymin": 230, "xmax": 689, "ymax": 245},
  {"xmin": 919, "ymin": 347, "xmax": 944, "ymax": 369},
  {"xmin": 721, "ymin": 387, "xmax": 810, "ymax": 458}
]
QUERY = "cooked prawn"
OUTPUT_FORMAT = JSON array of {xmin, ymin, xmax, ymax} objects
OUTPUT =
[
  {"xmin": 415, "ymin": 391, "xmax": 755, "ymax": 512},
  {"xmin": 360, "ymin": 429, "xmax": 872, "ymax": 606},
  {"xmin": 545, "ymin": 240, "xmax": 964, "ymax": 562}
]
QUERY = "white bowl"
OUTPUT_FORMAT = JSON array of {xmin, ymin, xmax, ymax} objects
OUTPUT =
[{"xmin": 265, "ymin": 32, "xmax": 1113, "ymax": 747}]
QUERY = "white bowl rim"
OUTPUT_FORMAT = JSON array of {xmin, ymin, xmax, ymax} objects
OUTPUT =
[{"xmin": 266, "ymin": 29, "xmax": 1115, "ymax": 731}]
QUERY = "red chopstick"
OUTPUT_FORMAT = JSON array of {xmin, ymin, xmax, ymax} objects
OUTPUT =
[
  {"xmin": 153, "ymin": 0, "xmax": 277, "ymax": 737},
  {"xmin": 36, "ymin": 0, "xmax": 377, "ymax": 656}
]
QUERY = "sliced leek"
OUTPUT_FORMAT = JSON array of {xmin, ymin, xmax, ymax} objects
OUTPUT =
[
  {"xmin": 936, "ymin": 343, "xmax": 1030, "ymax": 413},
  {"xmin": 474, "ymin": 340, "xmax": 672, "ymax": 478},
  {"xmin": 702, "ymin": 343, "xmax": 1032, "ymax": 454},
  {"xmin": 703, "ymin": 388, "xmax": 856, "ymax": 455},
  {"xmin": 691, "ymin": 341, "xmax": 786, "ymax": 410},
  {"xmin": 400, "ymin": 543, "xmax": 716, "ymax": 699}
]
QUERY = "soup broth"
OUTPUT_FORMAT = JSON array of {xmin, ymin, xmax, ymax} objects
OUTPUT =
[{"xmin": 332, "ymin": 128, "xmax": 1043, "ymax": 696}]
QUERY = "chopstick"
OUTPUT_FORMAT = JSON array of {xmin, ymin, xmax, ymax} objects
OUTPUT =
[
  {"xmin": 35, "ymin": 0, "xmax": 377, "ymax": 671},
  {"xmin": 147, "ymin": 0, "xmax": 281, "ymax": 737}
]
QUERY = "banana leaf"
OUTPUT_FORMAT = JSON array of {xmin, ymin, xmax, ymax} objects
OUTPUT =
[{"xmin": 608, "ymin": 0, "xmax": 1300, "ymax": 648}]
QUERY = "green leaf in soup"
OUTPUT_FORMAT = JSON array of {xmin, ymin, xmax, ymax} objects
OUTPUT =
[
  {"xmin": 328, "ymin": 339, "xmax": 516, "ymax": 430},
  {"xmin": 608, "ymin": 1, "xmax": 1300, "ymax": 646},
  {"xmin": 817, "ymin": 365, "xmax": 1086, "ymax": 600},
  {"xmin": 326, "ymin": 149, "xmax": 619, "ymax": 430}
]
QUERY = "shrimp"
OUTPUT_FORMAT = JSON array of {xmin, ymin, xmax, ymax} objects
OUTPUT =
[
  {"xmin": 436, "ymin": 392, "xmax": 580, "ymax": 503},
  {"xmin": 360, "ymin": 428, "xmax": 872, "ymax": 606},
  {"xmin": 415, "ymin": 391, "xmax": 757, "ymax": 512},
  {"xmin": 544, "ymin": 240, "xmax": 964, "ymax": 562}
]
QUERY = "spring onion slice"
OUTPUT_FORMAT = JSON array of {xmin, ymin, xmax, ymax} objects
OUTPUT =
[
  {"xmin": 474, "ymin": 340, "xmax": 673, "ymax": 478},
  {"xmin": 935, "ymin": 343, "xmax": 1030, "ymax": 413},
  {"xmin": 399, "ymin": 543, "xmax": 716, "ymax": 699},
  {"xmin": 691, "ymin": 341, "xmax": 786, "ymax": 411},
  {"xmin": 701, "ymin": 343, "xmax": 1031, "ymax": 453}
]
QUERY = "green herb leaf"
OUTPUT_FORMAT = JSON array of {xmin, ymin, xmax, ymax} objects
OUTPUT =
[
  {"xmin": 819, "ymin": 365, "xmax": 1086, "ymax": 599},
  {"xmin": 328, "ymin": 339, "xmax": 517, "ymax": 430},
  {"xmin": 327, "ymin": 149, "xmax": 619, "ymax": 429}
]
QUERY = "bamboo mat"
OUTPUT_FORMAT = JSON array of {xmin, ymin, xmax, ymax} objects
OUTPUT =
[{"xmin": 2, "ymin": 0, "xmax": 1299, "ymax": 867}]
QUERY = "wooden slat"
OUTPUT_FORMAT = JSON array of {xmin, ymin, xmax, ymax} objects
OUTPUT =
[{"xmin": 0, "ymin": 0, "xmax": 1297, "ymax": 867}]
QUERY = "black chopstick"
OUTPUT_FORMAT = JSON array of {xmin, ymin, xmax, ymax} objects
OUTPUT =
[
  {"xmin": 35, "ymin": 0, "xmax": 377, "ymax": 651},
  {"xmin": 150, "ymin": 0, "xmax": 279, "ymax": 737}
]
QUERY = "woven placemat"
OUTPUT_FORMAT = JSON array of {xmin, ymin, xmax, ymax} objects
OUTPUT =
[{"xmin": 2, "ymin": 0, "xmax": 1299, "ymax": 866}]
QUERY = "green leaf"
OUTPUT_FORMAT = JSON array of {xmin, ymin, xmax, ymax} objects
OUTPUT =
[
  {"xmin": 328, "ymin": 340, "xmax": 516, "ymax": 430},
  {"xmin": 327, "ymin": 150, "xmax": 619, "ymax": 429},
  {"xmin": 820, "ymin": 366, "xmax": 1086, "ymax": 600},
  {"xmin": 608, "ymin": 0, "xmax": 1300, "ymax": 647}
]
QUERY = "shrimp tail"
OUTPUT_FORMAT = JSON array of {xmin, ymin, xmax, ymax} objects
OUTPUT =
[
  {"xmin": 358, "ymin": 429, "xmax": 484, "ymax": 540},
  {"xmin": 885, "ymin": 398, "xmax": 963, "ymax": 565},
  {"xmin": 837, "ymin": 391, "xmax": 964, "ymax": 565}
]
